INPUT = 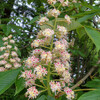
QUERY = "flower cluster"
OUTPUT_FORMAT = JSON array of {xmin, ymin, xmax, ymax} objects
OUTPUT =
[
  {"xmin": 65, "ymin": 14, "xmax": 71, "ymax": 24},
  {"xmin": 41, "ymin": 51, "xmax": 52, "ymax": 63},
  {"xmin": 64, "ymin": 87, "xmax": 74, "ymax": 100},
  {"xmin": 21, "ymin": 0, "xmax": 74, "ymax": 100},
  {"xmin": 25, "ymin": 86, "xmax": 39, "ymax": 99},
  {"xmin": 50, "ymin": 81, "xmax": 61, "ymax": 94},
  {"xmin": 47, "ymin": 0, "xmax": 70, "ymax": 7},
  {"xmin": 0, "ymin": 35, "xmax": 21, "ymax": 71},
  {"xmin": 47, "ymin": 0, "xmax": 57, "ymax": 4},
  {"xmin": 38, "ymin": 17, "xmax": 49, "ymax": 25},
  {"xmin": 48, "ymin": 9, "xmax": 61, "ymax": 18},
  {"xmin": 34, "ymin": 65, "xmax": 47, "ymax": 78},
  {"xmin": 58, "ymin": 0, "xmax": 69, "ymax": 6}
]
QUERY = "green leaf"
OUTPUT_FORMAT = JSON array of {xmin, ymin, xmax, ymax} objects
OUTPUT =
[
  {"xmin": 85, "ymin": 26, "xmax": 100, "ymax": 50},
  {"xmin": 0, "ymin": 35, "xmax": 3, "ymax": 46},
  {"xmin": 6, "ymin": 25, "xmax": 11, "ymax": 36},
  {"xmin": 40, "ymin": 20, "xmax": 54, "ymax": 30},
  {"xmin": 9, "ymin": 24, "xmax": 22, "ymax": 35},
  {"xmin": 0, "ymin": 35, "xmax": 4, "ymax": 55},
  {"xmin": 77, "ymin": 13, "xmax": 95, "ymax": 23},
  {"xmin": 56, "ymin": 19, "xmax": 83, "ymax": 31},
  {"xmin": 0, "ymin": 24, "xmax": 7, "ymax": 35},
  {"xmin": 76, "ymin": 27, "xmax": 86, "ymax": 39},
  {"xmin": 37, "ymin": 95, "xmax": 46, "ymax": 100},
  {"xmin": 78, "ymin": 89, "xmax": 100, "ymax": 100},
  {"xmin": 0, "ymin": 68, "xmax": 20, "ymax": 95},
  {"xmin": 0, "ymin": 24, "xmax": 22, "ymax": 35},
  {"xmin": 84, "ymin": 79, "xmax": 100, "ymax": 88},
  {"xmin": 73, "ymin": 9, "xmax": 100, "ymax": 18},
  {"xmin": 29, "ymin": 16, "xmax": 39, "ymax": 24},
  {"xmin": 47, "ymin": 95, "xmax": 55, "ymax": 100},
  {"xmin": 15, "ymin": 78, "xmax": 25, "ymax": 95},
  {"xmin": 81, "ymin": 2, "xmax": 93, "ymax": 9},
  {"xmin": 17, "ymin": 48, "xmax": 21, "ymax": 57}
]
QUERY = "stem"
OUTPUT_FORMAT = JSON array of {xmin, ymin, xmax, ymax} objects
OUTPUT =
[
  {"xmin": 50, "ymin": 18, "xmax": 57, "ymax": 51},
  {"xmin": 50, "ymin": 72, "xmax": 59, "ymax": 75},
  {"xmin": 57, "ymin": 3, "xmax": 62, "ymax": 10},
  {"xmin": 45, "ymin": 23, "xmax": 53, "ymax": 28},
  {"xmin": 40, "ymin": 89, "xmax": 48, "ymax": 93},
  {"xmin": 47, "ymin": 62, "xmax": 51, "ymax": 95},
  {"xmin": 41, "ymin": 45, "xmax": 50, "ymax": 49},
  {"xmin": 41, "ymin": 80, "xmax": 46, "ymax": 87},
  {"xmin": 34, "ymin": 84, "xmax": 46, "ymax": 89},
  {"xmin": 47, "ymin": 17, "xmax": 57, "ymax": 96},
  {"xmin": 74, "ymin": 89, "xmax": 96, "ymax": 92}
]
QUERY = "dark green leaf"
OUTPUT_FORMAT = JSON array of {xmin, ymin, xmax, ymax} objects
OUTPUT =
[
  {"xmin": 76, "ymin": 27, "xmax": 86, "ymax": 39},
  {"xmin": 9, "ymin": 24, "xmax": 22, "ymax": 35},
  {"xmin": 40, "ymin": 20, "xmax": 54, "ymax": 30},
  {"xmin": 29, "ymin": 16, "xmax": 39, "ymax": 24},
  {"xmin": 77, "ymin": 13, "xmax": 95, "ymax": 23},
  {"xmin": 72, "ymin": 9, "xmax": 100, "ymax": 18},
  {"xmin": 78, "ymin": 89, "xmax": 100, "ymax": 100},
  {"xmin": 84, "ymin": 79, "xmax": 100, "ymax": 88},
  {"xmin": 85, "ymin": 26, "xmax": 100, "ymax": 50},
  {"xmin": 0, "ymin": 24, "xmax": 7, "ymax": 35},
  {"xmin": 17, "ymin": 48, "xmax": 21, "ymax": 57},
  {"xmin": 6, "ymin": 25, "xmax": 11, "ymax": 36},
  {"xmin": 15, "ymin": 78, "xmax": 25, "ymax": 95},
  {"xmin": 0, "ymin": 68, "xmax": 20, "ymax": 95},
  {"xmin": 37, "ymin": 95, "xmax": 46, "ymax": 100},
  {"xmin": 47, "ymin": 95, "xmax": 55, "ymax": 100}
]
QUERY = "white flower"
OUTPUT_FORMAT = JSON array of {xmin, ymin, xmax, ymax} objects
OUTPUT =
[
  {"xmin": 0, "ymin": 60, "xmax": 7, "ymax": 65},
  {"xmin": 64, "ymin": 87, "xmax": 74, "ymax": 100},
  {"xmin": 10, "ymin": 40, "xmax": 15, "ymax": 43},
  {"xmin": 0, "ymin": 67, "xmax": 6, "ymax": 72},
  {"xmin": 47, "ymin": 0, "xmax": 56, "ymax": 4},
  {"xmin": 14, "ymin": 46, "xmax": 18, "ymax": 51},
  {"xmin": 5, "ymin": 63, "xmax": 12, "ymax": 68},
  {"xmin": 7, "ymin": 45, "xmax": 12, "ymax": 49},
  {"xmin": 32, "ymin": 39, "xmax": 40, "ymax": 47},
  {"xmin": 11, "ymin": 51, "xmax": 18, "ymax": 56},
  {"xmin": 38, "ymin": 17, "xmax": 49, "ymax": 25},
  {"xmin": 50, "ymin": 81, "xmax": 61, "ymax": 93},
  {"xmin": 48, "ymin": 9, "xmax": 61, "ymax": 17},
  {"xmin": 8, "ymin": 35, "xmax": 12, "ymax": 39},
  {"xmin": 25, "ymin": 87, "xmax": 39, "ymax": 99},
  {"xmin": 42, "ymin": 29, "xmax": 54, "ymax": 37},
  {"xmin": 10, "ymin": 58, "xmax": 16, "ymax": 63},
  {"xmin": 4, "ymin": 42, "xmax": 8, "ymax": 45},
  {"xmin": 2, "ymin": 37, "xmax": 8, "ymax": 41},
  {"xmin": 14, "ymin": 63, "xmax": 21, "ymax": 68},
  {"xmin": 34, "ymin": 65, "xmax": 47, "ymax": 78},
  {"xmin": 65, "ymin": 15, "xmax": 71, "ymax": 24},
  {"xmin": 0, "ymin": 47, "xmax": 6, "ymax": 51},
  {"xmin": 57, "ymin": 25, "xmax": 67, "ymax": 35}
]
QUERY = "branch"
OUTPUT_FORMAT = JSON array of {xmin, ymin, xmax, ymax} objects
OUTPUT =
[{"xmin": 71, "ymin": 60, "xmax": 100, "ymax": 89}]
